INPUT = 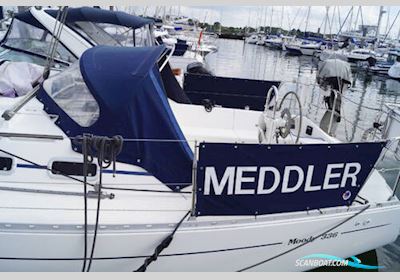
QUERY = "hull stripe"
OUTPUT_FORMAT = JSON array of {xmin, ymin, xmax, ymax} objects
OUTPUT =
[
  {"xmin": 16, "ymin": 164, "xmax": 151, "ymax": 176},
  {"xmin": 340, "ymin": 223, "xmax": 391, "ymax": 235},
  {"xmin": 0, "ymin": 242, "xmax": 283, "ymax": 261}
]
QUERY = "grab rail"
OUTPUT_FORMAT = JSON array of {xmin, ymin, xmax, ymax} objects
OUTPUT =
[
  {"xmin": 385, "ymin": 137, "xmax": 400, "ymax": 200},
  {"xmin": 1, "ymin": 84, "xmax": 41, "ymax": 121},
  {"xmin": 159, "ymin": 44, "xmax": 176, "ymax": 72}
]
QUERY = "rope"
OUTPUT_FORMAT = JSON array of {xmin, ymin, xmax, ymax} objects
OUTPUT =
[
  {"xmin": 237, "ymin": 204, "xmax": 371, "ymax": 271},
  {"xmin": 134, "ymin": 210, "xmax": 191, "ymax": 272},
  {"xmin": 74, "ymin": 135, "xmax": 123, "ymax": 272},
  {"xmin": 81, "ymin": 136, "xmax": 89, "ymax": 272}
]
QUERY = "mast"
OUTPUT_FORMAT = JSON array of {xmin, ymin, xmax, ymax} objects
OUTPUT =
[
  {"xmin": 304, "ymin": 6, "xmax": 311, "ymax": 37},
  {"xmin": 376, "ymin": 6, "xmax": 385, "ymax": 43},
  {"xmin": 323, "ymin": 6, "xmax": 330, "ymax": 37},
  {"xmin": 353, "ymin": 6, "xmax": 361, "ymax": 31},
  {"xmin": 385, "ymin": 6, "xmax": 391, "ymax": 36},
  {"xmin": 263, "ymin": 6, "xmax": 268, "ymax": 33},
  {"xmin": 269, "ymin": 6, "xmax": 274, "ymax": 33},
  {"xmin": 347, "ymin": 6, "xmax": 353, "ymax": 32}
]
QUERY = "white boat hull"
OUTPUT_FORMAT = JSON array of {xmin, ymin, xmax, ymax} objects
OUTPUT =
[
  {"xmin": 300, "ymin": 47, "xmax": 318, "ymax": 56},
  {"xmin": 389, "ymin": 62, "xmax": 400, "ymax": 80},
  {"xmin": 1, "ymin": 200, "xmax": 399, "ymax": 272}
]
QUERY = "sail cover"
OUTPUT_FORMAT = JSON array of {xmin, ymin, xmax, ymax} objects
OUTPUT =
[{"xmin": 38, "ymin": 46, "xmax": 193, "ymax": 190}]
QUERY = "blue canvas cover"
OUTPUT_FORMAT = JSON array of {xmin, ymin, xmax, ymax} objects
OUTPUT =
[
  {"xmin": 13, "ymin": 10, "xmax": 46, "ymax": 30},
  {"xmin": 46, "ymin": 7, "xmax": 154, "ymax": 29},
  {"xmin": 38, "ymin": 46, "xmax": 193, "ymax": 190},
  {"xmin": 183, "ymin": 74, "xmax": 280, "ymax": 111},
  {"xmin": 195, "ymin": 142, "xmax": 385, "ymax": 216}
]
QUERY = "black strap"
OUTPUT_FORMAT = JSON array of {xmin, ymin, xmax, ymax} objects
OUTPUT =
[{"xmin": 135, "ymin": 211, "xmax": 191, "ymax": 272}]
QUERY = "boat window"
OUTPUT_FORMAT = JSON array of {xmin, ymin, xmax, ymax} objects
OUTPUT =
[
  {"xmin": 97, "ymin": 23, "xmax": 133, "ymax": 46},
  {"xmin": 134, "ymin": 26, "xmax": 154, "ymax": 47},
  {"xmin": 3, "ymin": 18, "xmax": 76, "ymax": 64},
  {"xmin": 99, "ymin": 23, "xmax": 154, "ymax": 47},
  {"xmin": 51, "ymin": 161, "xmax": 97, "ymax": 177},
  {"xmin": 71, "ymin": 21, "xmax": 122, "ymax": 46},
  {"xmin": 0, "ymin": 157, "xmax": 13, "ymax": 171},
  {"xmin": 43, "ymin": 62, "xmax": 100, "ymax": 127},
  {"xmin": 71, "ymin": 22, "xmax": 154, "ymax": 47}
]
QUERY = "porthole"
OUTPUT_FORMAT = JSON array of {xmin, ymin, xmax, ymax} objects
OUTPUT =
[
  {"xmin": 0, "ymin": 157, "xmax": 13, "ymax": 171},
  {"xmin": 51, "ymin": 161, "xmax": 97, "ymax": 177}
]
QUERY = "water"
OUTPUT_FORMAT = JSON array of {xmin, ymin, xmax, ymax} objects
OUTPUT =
[{"xmin": 205, "ymin": 39, "xmax": 400, "ymax": 271}]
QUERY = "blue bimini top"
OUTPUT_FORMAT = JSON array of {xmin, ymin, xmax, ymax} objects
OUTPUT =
[
  {"xmin": 46, "ymin": 7, "xmax": 154, "ymax": 29},
  {"xmin": 37, "ymin": 45, "xmax": 194, "ymax": 191},
  {"xmin": 13, "ymin": 7, "xmax": 153, "ymax": 32}
]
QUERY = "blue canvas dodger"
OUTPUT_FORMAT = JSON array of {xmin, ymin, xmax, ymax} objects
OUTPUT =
[{"xmin": 38, "ymin": 46, "xmax": 193, "ymax": 191}]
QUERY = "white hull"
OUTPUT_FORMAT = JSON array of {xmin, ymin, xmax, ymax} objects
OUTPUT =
[
  {"xmin": 0, "ymin": 98, "xmax": 399, "ymax": 272},
  {"xmin": 389, "ymin": 62, "xmax": 400, "ymax": 79},
  {"xmin": 1, "ymin": 199, "xmax": 399, "ymax": 271},
  {"xmin": 246, "ymin": 36, "xmax": 258, "ymax": 44},
  {"xmin": 300, "ymin": 47, "xmax": 319, "ymax": 56}
]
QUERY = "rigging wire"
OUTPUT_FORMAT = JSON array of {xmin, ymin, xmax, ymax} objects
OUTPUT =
[
  {"xmin": 383, "ymin": 9, "xmax": 400, "ymax": 41},
  {"xmin": 44, "ymin": 6, "xmax": 69, "ymax": 78}
]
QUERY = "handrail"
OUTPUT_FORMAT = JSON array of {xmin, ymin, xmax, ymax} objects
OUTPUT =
[
  {"xmin": 384, "ymin": 137, "xmax": 400, "ymax": 200},
  {"xmin": 159, "ymin": 43, "xmax": 176, "ymax": 72},
  {"xmin": 1, "ymin": 84, "xmax": 41, "ymax": 121},
  {"xmin": 264, "ymin": 85, "xmax": 279, "ymax": 143}
]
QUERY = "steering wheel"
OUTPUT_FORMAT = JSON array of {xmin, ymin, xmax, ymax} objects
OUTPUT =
[{"xmin": 276, "ymin": 91, "xmax": 303, "ymax": 144}]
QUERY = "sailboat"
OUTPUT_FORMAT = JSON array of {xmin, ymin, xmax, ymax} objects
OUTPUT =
[
  {"xmin": 0, "ymin": 7, "xmax": 399, "ymax": 272},
  {"xmin": 388, "ymin": 57, "xmax": 400, "ymax": 79}
]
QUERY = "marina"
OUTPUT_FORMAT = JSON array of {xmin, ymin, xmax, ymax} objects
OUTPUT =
[{"xmin": 0, "ymin": 5, "xmax": 399, "ymax": 272}]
